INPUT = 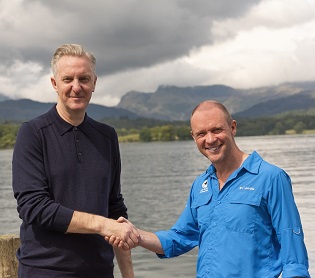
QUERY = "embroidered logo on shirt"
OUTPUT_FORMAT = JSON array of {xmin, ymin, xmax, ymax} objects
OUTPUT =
[
  {"xmin": 239, "ymin": 186, "xmax": 255, "ymax": 191},
  {"xmin": 200, "ymin": 180, "xmax": 208, "ymax": 193}
]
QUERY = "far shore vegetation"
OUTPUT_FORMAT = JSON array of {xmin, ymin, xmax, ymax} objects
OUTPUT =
[{"xmin": 1, "ymin": 111, "xmax": 315, "ymax": 149}]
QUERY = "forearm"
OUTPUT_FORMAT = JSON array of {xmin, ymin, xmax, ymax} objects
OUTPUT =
[
  {"xmin": 66, "ymin": 211, "xmax": 107, "ymax": 235},
  {"xmin": 66, "ymin": 212, "xmax": 141, "ymax": 250},
  {"xmin": 114, "ymin": 248, "xmax": 134, "ymax": 278},
  {"xmin": 139, "ymin": 229, "xmax": 164, "ymax": 255}
]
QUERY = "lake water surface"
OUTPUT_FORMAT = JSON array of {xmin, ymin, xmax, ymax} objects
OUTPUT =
[{"xmin": 1, "ymin": 135, "xmax": 314, "ymax": 277}]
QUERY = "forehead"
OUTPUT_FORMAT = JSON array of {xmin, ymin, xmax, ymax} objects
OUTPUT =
[
  {"xmin": 191, "ymin": 108, "xmax": 227, "ymax": 129},
  {"xmin": 56, "ymin": 55, "xmax": 93, "ymax": 75}
]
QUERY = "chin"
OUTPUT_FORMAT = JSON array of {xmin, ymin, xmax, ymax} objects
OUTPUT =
[
  {"xmin": 206, "ymin": 153, "xmax": 221, "ymax": 164},
  {"xmin": 69, "ymin": 103, "xmax": 87, "ymax": 111}
]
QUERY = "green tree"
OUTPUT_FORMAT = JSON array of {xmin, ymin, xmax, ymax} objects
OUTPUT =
[
  {"xmin": 0, "ymin": 133, "xmax": 16, "ymax": 149},
  {"xmin": 160, "ymin": 125, "xmax": 175, "ymax": 141},
  {"xmin": 139, "ymin": 127, "xmax": 152, "ymax": 142},
  {"xmin": 151, "ymin": 126, "xmax": 161, "ymax": 141},
  {"xmin": 175, "ymin": 126, "xmax": 191, "ymax": 140},
  {"xmin": 293, "ymin": 121, "xmax": 306, "ymax": 134},
  {"xmin": 0, "ymin": 124, "xmax": 20, "ymax": 149},
  {"xmin": 269, "ymin": 121, "xmax": 286, "ymax": 135}
]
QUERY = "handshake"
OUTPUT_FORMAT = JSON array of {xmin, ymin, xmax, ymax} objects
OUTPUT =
[
  {"xmin": 104, "ymin": 216, "xmax": 142, "ymax": 251},
  {"xmin": 103, "ymin": 216, "xmax": 163, "ymax": 254}
]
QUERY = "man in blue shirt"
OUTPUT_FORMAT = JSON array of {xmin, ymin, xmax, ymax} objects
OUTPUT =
[
  {"xmin": 12, "ymin": 44, "xmax": 140, "ymax": 278},
  {"xmin": 109, "ymin": 100, "xmax": 310, "ymax": 277}
]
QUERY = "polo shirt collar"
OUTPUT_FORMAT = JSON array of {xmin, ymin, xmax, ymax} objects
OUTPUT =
[{"xmin": 47, "ymin": 105, "xmax": 89, "ymax": 136}]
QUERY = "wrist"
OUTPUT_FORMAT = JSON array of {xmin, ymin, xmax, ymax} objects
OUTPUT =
[{"xmin": 96, "ymin": 216, "xmax": 109, "ymax": 236}]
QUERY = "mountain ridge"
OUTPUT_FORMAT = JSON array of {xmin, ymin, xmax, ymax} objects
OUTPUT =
[
  {"xmin": 1, "ymin": 82, "xmax": 315, "ymax": 122},
  {"xmin": 0, "ymin": 99, "xmax": 139, "ymax": 122},
  {"xmin": 117, "ymin": 82, "xmax": 315, "ymax": 120}
]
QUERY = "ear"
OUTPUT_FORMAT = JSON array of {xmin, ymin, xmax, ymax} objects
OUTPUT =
[
  {"xmin": 92, "ymin": 76, "xmax": 97, "ymax": 92},
  {"xmin": 191, "ymin": 131, "xmax": 197, "ymax": 142},
  {"xmin": 50, "ymin": 76, "xmax": 58, "ymax": 92},
  {"xmin": 231, "ymin": 120, "xmax": 237, "ymax": 136}
]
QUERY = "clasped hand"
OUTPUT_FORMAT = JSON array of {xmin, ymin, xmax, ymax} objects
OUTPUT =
[{"xmin": 105, "ymin": 217, "xmax": 141, "ymax": 251}]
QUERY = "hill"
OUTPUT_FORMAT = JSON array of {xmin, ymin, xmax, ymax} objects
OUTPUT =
[
  {"xmin": 1, "ymin": 81, "xmax": 315, "ymax": 122},
  {"xmin": 0, "ymin": 93, "xmax": 9, "ymax": 102},
  {"xmin": 0, "ymin": 99, "xmax": 140, "ymax": 122},
  {"xmin": 117, "ymin": 82, "xmax": 315, "ymax": 120},
  {"xmin": 117, "ymin": 85, "xmax": 243, "ymax": 121},
  {"xmin": 234, "ymin": 90, "xmax": 315, "ymax": 118}
]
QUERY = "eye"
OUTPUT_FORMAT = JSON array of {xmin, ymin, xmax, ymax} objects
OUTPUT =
[
  {"xmin": 62, "ymin": 77, "xmax": 73, "ymax": 83},
  {"xmin": 195, "ymin": 132, "xmax": 206, "ymax": 138},
  {"xmin": 79, "ymin": 76, "xmax": 90, "ymax": 83},
  {"xmin": 213, "ymin": 128, "xmax": 223, "ymax": 134}
]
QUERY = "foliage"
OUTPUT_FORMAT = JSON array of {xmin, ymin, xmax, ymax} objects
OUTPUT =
[
  {"xmin": 102, "ymin": 117, "xmax": 178, "ymax": 129},
  {"xmin": 0, "ymin": 113, "xmax": 315, "ymax": 149},
  {"xmin": 118, "ymin": 133, "xmax": 139, "ymax": 143},
  {"xmin": 0, "ymin": 123, "xmax": 20, "ymax": 149},
  {"xmin": 235, "ymin": 113, "xmax": 315, "ymax": 136},
  {"xmin": 139, "ymin": 127, "xmax": 152, "ymax": 142}
]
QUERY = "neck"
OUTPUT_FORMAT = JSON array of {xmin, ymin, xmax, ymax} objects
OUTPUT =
[
  {"xmin": 56, "ymin": 104, "xmax": 85, "ymax": 126},
  {"xmin": 215, "ymin": 151, "xmax": 248, "ymax": 189}
]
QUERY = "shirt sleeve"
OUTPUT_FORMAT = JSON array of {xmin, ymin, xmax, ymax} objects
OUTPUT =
[
  {"xmin": 155, "ymin": 188, "xmax": 200, "ymax": 258},
  {"xmin": 268, "ymin": 170, "xmax": 310, "ymax": 278},
  {"xmin": 12, "ymin": 123, "xmax": 74, "ymax": 233},
  {"xmin": 107, "ymin": 131, "xmax": 128, "ymax": 220}
]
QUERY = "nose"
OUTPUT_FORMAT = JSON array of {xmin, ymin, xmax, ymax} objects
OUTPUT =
[
  {"xmin": 205, "ymin": 131, "xmax": 215, "ymax": 143},
  {"xmin": 72, "ymin": 79, "xmax": 82, "ymax": 93}
]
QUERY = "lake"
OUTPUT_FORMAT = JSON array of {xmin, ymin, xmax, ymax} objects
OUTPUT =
[{"xmin": 1, "ymin": 135, "xmax": 314, "ymax": 277}]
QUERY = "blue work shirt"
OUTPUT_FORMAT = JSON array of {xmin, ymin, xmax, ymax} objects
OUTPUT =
[{"xmin": 156, "ymin": 151, "xmax": 310, "ymax": 277}]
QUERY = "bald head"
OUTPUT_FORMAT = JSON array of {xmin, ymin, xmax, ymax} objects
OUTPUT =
[{"xmin": 191, "ymin": 100, "xmax": 233, "ymax": 125}]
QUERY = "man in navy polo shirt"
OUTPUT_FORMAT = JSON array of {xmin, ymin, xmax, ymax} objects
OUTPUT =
[{"xmin": 12, "ymin": 44, "xmax": 140, "ymax": 278}]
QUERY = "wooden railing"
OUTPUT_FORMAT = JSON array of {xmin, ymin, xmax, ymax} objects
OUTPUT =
[{"xmin": 0, "ymin": 235, "xmax": 20, "ymax": 278}]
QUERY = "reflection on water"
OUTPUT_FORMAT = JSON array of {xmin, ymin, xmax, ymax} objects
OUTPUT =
[{"xmin": 1, "ymin": 135, "xmax": 314, "ymax": 277}]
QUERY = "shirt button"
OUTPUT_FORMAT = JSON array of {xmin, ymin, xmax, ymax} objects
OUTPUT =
[{"xmin": 217, "ymin": 201, "xmax": 221, "ymax": 205}]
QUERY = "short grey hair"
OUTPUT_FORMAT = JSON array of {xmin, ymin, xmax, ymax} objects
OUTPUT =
[{"xmin": 51, "ymin": 44, "xmax": 96, "ymax": 76}]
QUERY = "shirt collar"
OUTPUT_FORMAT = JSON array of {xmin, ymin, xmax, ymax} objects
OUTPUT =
[
  {"xmin": 205, "ymin": 150, "xmax": 263, "ymax": 177},
  {"xmin": 241, "ymin": 151, "xmax": 262, "ymax": 175},
  {"xmin": 46, "ymin": 105, "xmax": 89, "ymax": 136}
]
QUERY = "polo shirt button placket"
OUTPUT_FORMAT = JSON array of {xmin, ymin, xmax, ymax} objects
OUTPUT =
[{"xmin": 73, "ymin": 127, "xmax": 83, "ymax": 162}]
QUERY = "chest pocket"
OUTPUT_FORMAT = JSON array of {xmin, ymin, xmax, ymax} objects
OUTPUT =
[
  {"xmin": 191, "ymin": 192, "xmax": 213, "ymax": 229},
  {"xmin": 223, "ymin": 192, "xmax": 262, "ymax": 234}
]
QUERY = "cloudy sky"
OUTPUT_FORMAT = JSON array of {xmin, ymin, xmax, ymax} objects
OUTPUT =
[{"xmin": 1, "ymin": 0, "xmax": 315, "ymax": 106}]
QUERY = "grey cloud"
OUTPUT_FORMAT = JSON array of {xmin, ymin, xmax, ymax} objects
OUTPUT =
[{"xmin": 0, "ymin": 0, "xmax": 262, "ymax": 76}]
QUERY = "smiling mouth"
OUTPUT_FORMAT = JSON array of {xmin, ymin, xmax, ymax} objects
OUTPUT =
[
  {"xmin": 206, "ymin": 145, "xmax": 221, "ymax": 153},
  {"xmin": 70, "ymin": 96, "xmax": 83, "ymax": 99}
]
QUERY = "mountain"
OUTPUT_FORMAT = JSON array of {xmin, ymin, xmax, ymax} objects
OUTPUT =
[
  {"xmin": 0, "ymin": 93, "xmax": 10, "ymax": 102},
  {"xmin": 0, "ymin": 99, "xmax": 140, "ymax": 122},
  {"xmin": 117, "ymin": 85, "xmax": 244, "ymax": 121},
  {"xmin": 234, "ymin": 90, "xmax": 315, "ymax": 118},
  {"xmin": 117, "ymin": 82, "xmax": 315, "ymax": 120},
  {"xmin": 1, "ymin": 82, "xmax": 315, "ymax": 122}
]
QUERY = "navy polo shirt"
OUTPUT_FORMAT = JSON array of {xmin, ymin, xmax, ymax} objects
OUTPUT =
[{"xmin": 12, "ymin": 105, "xmax": 127, "ymax": 277}]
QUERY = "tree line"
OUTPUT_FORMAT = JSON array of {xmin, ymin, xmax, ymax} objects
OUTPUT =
[
  {"xmin": 235, "ymin": 111, "xmax": 315, "ymax": 136},
  {"xmin": 0, "ymin": 123, "xmax": 20, "ymax": 149},
  {"xmin": 1, "ymin": 112, "xmax": 314, "ymax": 148}
]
